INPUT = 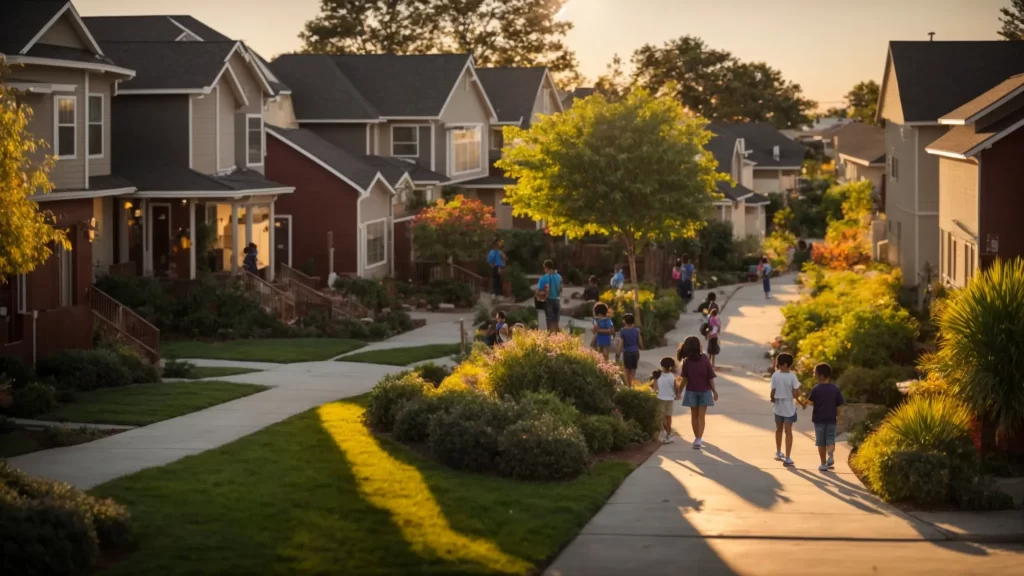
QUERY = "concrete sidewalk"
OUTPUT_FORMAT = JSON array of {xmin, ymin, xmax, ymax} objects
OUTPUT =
[{"xmin": 546, "ymin": 277, "xmax": 1024, "ymax": 575}]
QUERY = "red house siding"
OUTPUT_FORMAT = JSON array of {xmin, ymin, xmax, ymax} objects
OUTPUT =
[
  {"xmin": 266, "ymin": 136, "xmax": 360, "ymax": 283},
  {"xmin": 0, "ymin": 197, "xmax": 95, "ymax": 367},
  {"xmin": 980, "ymin": 126, "xmax": 1024, "ymax": 266}
]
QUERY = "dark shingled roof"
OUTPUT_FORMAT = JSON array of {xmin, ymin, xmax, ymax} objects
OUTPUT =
[
  {"xmin": 116, "ymin": 166, "xmax": 288, "ymax": 193},
  {"xmin": 888, "ymin": 41, "xmax": 1024, "ymax": 123},
  {"xmin": 270, "ymin": 54, "xmax": 379, "ymax": 120},
  {"xmin": 716, "ymin": 180, "xmax": 757, "ymax": 202},
  {"xmin": 51, "ymin": 174, "xmax": 135, "ymax": 194},
  {"xmin": 0, "ymin": 1, "xmax": 67, "ymax": 54},
  {"xmin": 82, "ymin": 15, "xmax": 232, "ymax": 43},
  {"xmin": 562, "ymin": 87, "xmax": 595, "ymax": 109},
  {"xmin": 101, "ymin": 41, "xmax": 236, "ymax": 90},
  {"xmin": 267, "ymin": 126, "xmax": 382, "ymax": 192},
  {"xmin": 363, "ymin": 156, "xmax": 449, "ymax": 184},
  {"xmin": 24, "ymin": 42, "xmax": 117, "ymax": 66},
  {"xmin": 477, "ymin": 67, "xmax": 547, "ymax": 127},
  {"xmin": 455, "ymin": 174, "xmax": 516, "ymax": 187},
  {"xmin": 833, "ymin": 122, "xmax": 886, "ymax": 164},
  {"xmin": 270, "ymin": 53, "xmax": 476, "ymax": 120},
  {"xmin": 941, "ymin": 73, "xmax": 1024, "ymax": 124},
  {"xmin": 709, "ymin": 123, "xmax": 806, "ymax": 169},
  {"xmin": 926, "ymin": 105, "xmax": 1024, "ymax": 158}
]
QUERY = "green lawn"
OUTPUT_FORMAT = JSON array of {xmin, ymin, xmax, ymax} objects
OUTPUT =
[
  {"xmin": 167, "ymin": 366, "xmax": 263, "ymax": 380},
  {"xmin": 338, "ymin": 343, "xmax": 462, "ymax": 366},
  {"xmin": 162, "ymin": 338, "xmax": 366, "ymax": 363},
  {"xmin": 0, "ymin": 429, "xmax": 44, "ymax": 458},
  {"xmin": 90, "ymin": 397, "xmax": 635, "ymax": 575},
  {"xmin": 35, "ymin": 381, "xmax": 268, "ymax": 426}
]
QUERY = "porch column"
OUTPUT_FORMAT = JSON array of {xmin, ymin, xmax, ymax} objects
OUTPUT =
[
  {"xmin": 143, "ymin": 199, "xmax": 152, "ymax": 276},
  {"xmin": 188, "ymin": 199, "xmax": 197, "ymax": 280},
  {"xmin": 245, "ymin": 206, "xmax": 254, "ymax": 257},
  {"xmin": 230, "ymin": 202, "xmax": 239, "ymax": 274},
  {"xmin": 267, "ymin": 201, "xmax": 276, "ymax": 282}
]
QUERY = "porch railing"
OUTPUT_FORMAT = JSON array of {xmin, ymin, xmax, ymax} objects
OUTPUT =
[
  {"xmin": 286, "ymin": 279, "xmax": 333, "ymax": 318},
  {"xmin": 279, "ymin": 264, "xmax": 321, "ymax": 291},
  {"xmin": 90, "ymin": 287, "xmax": 161, "ymax": 363},
  {"xmin": 241, "ymin": 271, "xmax": 295, "ymax": 323},
  {"xmin": 421, "ymin": 262, "xmax": 488, "ymax": 297},
  {"xmin": 332, "ymin": 295, "xmax": 372, "ymax": 320}
]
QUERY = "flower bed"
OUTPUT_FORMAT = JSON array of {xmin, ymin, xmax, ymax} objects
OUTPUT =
[{"xmin": 366, "ymin": 331, "xmax": 660, "ymax": 481}]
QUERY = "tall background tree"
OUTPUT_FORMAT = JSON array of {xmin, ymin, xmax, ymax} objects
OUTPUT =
[
  {"xmin": 629, "ymin": 36, "xmax": 816, "ymax": 128},
  {"xmin": 301, "ymin": 0, "xmax": 581, "ymax": 84},
  {"xmin": 844, "ymin": 80, "xmax": 880, "ymax": 124},
  {"xmin": 0, "ymin": 74, "xmax": 68, "ymax": 281},
  {"xmin": 497, "ymin": 88, "xmax": 727, "ymax": 312},
  {"xmin": 999, "ymin": 0, "xmax": 1024, "ymax": 40}
]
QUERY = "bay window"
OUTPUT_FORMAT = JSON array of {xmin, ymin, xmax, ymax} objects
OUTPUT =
[
  {"xmin": 364, "ymin": 219, "xmax": 387, "ymax": 269},
  {"xmin": 450, "ymin": 126, "xmax": 481, "ymax": 174}
]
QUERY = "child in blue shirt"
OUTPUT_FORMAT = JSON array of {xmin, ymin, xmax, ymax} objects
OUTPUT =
[
  {"xmin": 591, "ymin": 302, "xmax": 615, "ymax": 360},
  {"xmin": 610, "ymin": 266, "xmax": 625, "ymax": 291},
  {"xmin": 536, "ymin": 259, "xmax": 562, "ymax": 333},
  {"xmin": 615, "ymin": 313, "xmax": 643, "ymax": 387}
]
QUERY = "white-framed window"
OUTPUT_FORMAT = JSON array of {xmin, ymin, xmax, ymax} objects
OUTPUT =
[
  {"xmin": 55, "ymin": 95, "xmax": 77, "ymax": 159},
  {"xmin": 391, "ymin": 125, "xmax": 419, "ymax": 157},
  {"xmin": 88, "ymin": 94, "xmax": 104, "ymax": 158},
  {"xmin": 246, "ymin": 114, "xmax": 264, "ymax": 166},
  {"xmin": 364, "ymin": 218, "xmax": 387, "ymax": 269},
  {"xmin": 542, "ymin": 88, "xmax": 552, "ymax": 114},
  {"xmin": 450, "ymin": 126, "xmax": 482, "ymax": 174},
  {"xmin": 888, "ymin": 152, "xmax": 898, "ymax": 181},
  {"xmin": 491, "ymin": 127, "xmax": 504, "ymax": 150},
  {"xmin": 58, "ymin": 243, "xmax": 73, "ymax": 307}
]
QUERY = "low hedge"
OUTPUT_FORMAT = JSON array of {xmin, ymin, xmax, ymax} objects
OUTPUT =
[
  {"xmin": 0, "ymin": 462, "xmax": 134, "ymax": 575},
  {"xmin": 578, "ymin": 413, "xmax": 642, "ymax": 453},
  {"xmin": 365, "ymin": 372, "xmax": 428, "ymax": 431},
  {"xmin": 613, "ymin": 388, "xmax": 661, "ymax": 440},
  {"xmin": 36, "ymin": 349, "xmax": 132, "ymax": 392},
  {"xmin": 3, "ymin": 382, "xmax": 56, "ymax": 418},
  {"xmin": 497, "ymin": 417, "xmax": 589, "ymax": 481},
  {"xmin": 837, "ymin": 365, "xmax": 918, "ymax": 407},
  {"xmin": 0, "ymin": 357, "xmax": 33, "ymax": 388}
]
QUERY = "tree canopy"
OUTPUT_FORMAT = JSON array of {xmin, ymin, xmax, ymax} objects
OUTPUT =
[
  {"xmin": 411, "ymin": 194, "xmax": 497, "ymax": 263},
  {"xmin": 999, "ymin": 0, "xmax": 1024, "ymax": 40},
  {"xmin": 844, "ymin": 80, "xmax": 880, "ymax": 125},
  {"xmin": 301, "ymin": 0, "xmax": 580, "ymax": 83},
  {"xmin": 0, "ymin": 79, "xmax": 68, "ymax": 282},
  {"xmin": 497, "ymin": 88, "xmax": 726, "ymax": 299},
  {"xmin": 629, "ymin": 36, "xmax": 816, "ymax": 129}
]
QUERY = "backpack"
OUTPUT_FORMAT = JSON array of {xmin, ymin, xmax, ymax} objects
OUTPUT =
[{"xmin": 672, "ymin": 267, "xmax": 681, "ymax": 281}]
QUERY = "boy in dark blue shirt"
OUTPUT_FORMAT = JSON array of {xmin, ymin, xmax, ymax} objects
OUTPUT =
[{"xmin": 802, "ymin": 363, "xmax": 845, "ymax": 472}]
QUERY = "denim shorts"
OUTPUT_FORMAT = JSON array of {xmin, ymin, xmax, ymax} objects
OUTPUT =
[
  {"xmin": 544, "ymin": 299, "xmax": 561, "ymax": 323},
  {"xmin": 682, "ymin": 389, "xmax": 714, "ymax": 407},
  {"xmin": 815, "ymin": 422, "xmax": 837, "ymax": 447},
  {"xmin": 775, "ymin": 413, "xmax": 798, "ymax": 424},
  {"xmin": 622, "ymin": 351, "xmax": 640, "ymax": 370}
]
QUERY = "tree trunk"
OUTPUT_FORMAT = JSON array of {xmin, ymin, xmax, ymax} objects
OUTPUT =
[{"xmin": 625, "ymin": 238, "xmax": 641, "ymax": 325}]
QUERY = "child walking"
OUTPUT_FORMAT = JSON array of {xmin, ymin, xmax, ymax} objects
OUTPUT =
[
  {"xmin": 802, "ymin": 363, "xmax": 846, "ymax": 472},
  {"xmin": 616, "ymin": 313, "xmax": 642, "ymax": 387},
  {"xmin": 591, "ymin": 302, "xmax": 615, "ymax": 360},
  {"xmin": 650, "ymin": 357, "xmax": 681, "ymax": 444},
  {"xmin": 706, "ymin": 308, "xmax": 721, "ymax": 367},
  {"xmin": 677, "ymin": 336, "xmax": 719, "ymax": 449},
  {"xmin": 770, "ymin": 353, "xmax": 801, "ymax": 467},
  {"xmin": 760, "ymin": 257, "xmax": 773, "ymax": 299}
]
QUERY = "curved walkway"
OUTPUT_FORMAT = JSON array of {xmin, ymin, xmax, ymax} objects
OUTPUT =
[{"xmin": 546, "ymin": 277, "xmax": 1024, "ymax": 575}]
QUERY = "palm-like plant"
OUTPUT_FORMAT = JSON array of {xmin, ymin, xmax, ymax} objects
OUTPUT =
[{"xmin": 925, "ymin": 258, "xmax": 1024, "ymax": 446}]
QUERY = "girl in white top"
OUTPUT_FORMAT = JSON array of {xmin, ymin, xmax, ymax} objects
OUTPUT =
[
  {"xmin": 649, "ymin": 357, "xmax": 681, "ymax": 444},
  {"xmin": 769, "ymin": 353, "xmax": 802, "ymax": 466}
]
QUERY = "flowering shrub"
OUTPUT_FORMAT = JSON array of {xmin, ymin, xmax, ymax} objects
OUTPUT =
[{"xmin": 411, "ymin": 195, "xmax": 498, "ymax": 262}]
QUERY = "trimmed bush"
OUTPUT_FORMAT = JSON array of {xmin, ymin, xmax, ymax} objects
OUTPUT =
[
  {"xmin": 414, "ymin": 362, "xmax": 450, "ymax": 387},
  {"xmin": 36, "ymin": 349, "xmax": 132, "ymax": 391},
  {"xmin": 578, "ymin": 414, "xmax": 616, "ymax": 453},
  {"xmin": 392, "ymin": 398, "xmax": 438, "ymax": 443},
  {"xmin": 5, "ymin": 382, "xmax": 56, "ymax": 418},
  {"xmin": 332, "ymin": 276, "xmax": 392, "ymax": 311},
  {"xmin": 837, "ymin": 365, "xmax": 918, "ymax": 407},
  {"xmin": 0, "ymin": 484, "xmax": 98, "ymax": 576},
  {"xmin": 367, "ymin": 322, "xmax": 390, "ymax": 339},
  {"xmin": 428, "ymin": 398, "xmax": 509, "ymax": 472},
  {"xmin": 514, "ymin": 391, "xmax": 580, "ymax": 426},
  {"xmin": 613, "ymin": 387, "xmax": 661, "ymax": 440},
  {"xmin": 162, "ymin": 358, "xmax": 196, "ymax": 379},
  {"xmin": 107, "ymin": 343, "xmax": 160, "ymax": 384},
  {"xmin": 0, "ymin": 357, "xmax": 33, "ymax": 389},
  {"xmin": 497, "ymin": 416, "xmax": 589, "ymax": 481},
  {"xmin": 365, "ymin": 372, "xmax": 427, "ymax": 431}
]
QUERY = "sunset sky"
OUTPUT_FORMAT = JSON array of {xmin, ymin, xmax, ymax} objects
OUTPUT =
[{"xmin": 75, "ymin": 0, "xmax": 1007, "ymax": 109}]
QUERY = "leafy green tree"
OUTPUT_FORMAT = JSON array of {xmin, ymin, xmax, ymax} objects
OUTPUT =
[
  {"xmin": 925, "ymin": 258, "xmax": 1024, "ymax": 450},
  {"xmin": 822, "ymin": 106, "xmax": 848, "ymax": 119},
  {"xmin": 301, "ymin": 0, "xmax": 581, "ymax": 82},
  {"xmin": 497, "ymin": 88, "xmax": 726, "ymax": 313},
  {"xmin": 0, "ymin": 76, "xmax": 68, "ymax": 282},
  {"xmin": 999, "ymin": 0, "xmax": 1024, "ymax": 40},
  {"xmin": 845, "ymin": 80, "xmax": 880, "ymax": 125},
  {"xmin": 630, "ymin": 36, "xmax": 816, "ymax": 128},
  {"xmin": 593, "ymin": 54, "xmax": 629, "ymax": 102}
]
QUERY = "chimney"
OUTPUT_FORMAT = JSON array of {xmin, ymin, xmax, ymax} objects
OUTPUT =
[{"xmin": 772, "ymin": 145, "xmax": 780, "ymax": 161}]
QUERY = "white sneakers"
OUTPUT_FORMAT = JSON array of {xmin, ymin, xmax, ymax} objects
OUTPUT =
[
  {"xmin": 818, "ymin": 464, "xmax": 829, "ymax": 472},
  {"xmin": 826, "ymin": 455, "xmax": 835, "ymax": 468},
  {"xmin": 662, "ymin": 431, "xmax": 674, "ymax": 444},
  {"xmin": 783, "ymin": 458, "xmax": 795, "ymax": 467},
  {"xmin": 691, "ymin": 438, "xmax": 703, "ymax": 449},
  {"xmin": 775, "ymin": 451, "xmax": 785, "ymax": 460}
]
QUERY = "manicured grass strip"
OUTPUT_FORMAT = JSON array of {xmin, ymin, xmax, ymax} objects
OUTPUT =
[
  {"xmin": 338, "ymin": 343, "xmax": 463, "ymax": 366},
  {"xmin": 162, "ymin": 338, "xmax": 366, "ymax": 363},
  {"xmin": 169, "ymin": 366, "xmax": 262, "ymax": 380},
  {"xmin": 35, "ymin": 381, "xmax": 268, "ymax": 426},
  {"xmin": 0, "ymin": 429, "xmax": 44, "ymax": 458},
  {"xmin": 90, "ymin": 397, "xmax": 635, "ymax": 576}
]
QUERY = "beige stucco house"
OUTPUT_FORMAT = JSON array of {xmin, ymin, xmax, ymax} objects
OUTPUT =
[{"xmin": 876, "ymin": 41, "xmax": 1024, "ymax": 290}]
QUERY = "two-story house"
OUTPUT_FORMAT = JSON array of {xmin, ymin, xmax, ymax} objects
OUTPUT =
[
  {"xmin": 925, "ymin": 73, "xmax": 1024, "ymax": 288},
  {"xmin": 265, "ymin": 53, "xmax": 499, "ymax": 281},
  {"xmin": 1, "ymin": 0, "xmax": 137, "ymax": 366},
  {"xmin": 876, "ymin": 41, "xmax": 1024, "ymax": 291},
  {"xmin": 705, "ymin": 123, "xmax": 798, "ymax": 239},
  {"xmin": 83, "ymin": 16, "xmax": 295, "ymax": 281},
  {"xmin": 456, "ymin": 66, "xmax": 564, "ymax": 230}
]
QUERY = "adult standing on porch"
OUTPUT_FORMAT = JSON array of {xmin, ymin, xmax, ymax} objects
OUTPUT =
[{"xmin": 487, "ymin": 238, "xmax": 506, "ymax": 300}]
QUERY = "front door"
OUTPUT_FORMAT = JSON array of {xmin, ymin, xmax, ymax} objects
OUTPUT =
[
  {"xmin": 274, "ymin": 215, "xmax": 291, "ymax": 271},
  {"xmin": 152, "ymin": 204, "xmax": 171, "ymax": 276}
]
